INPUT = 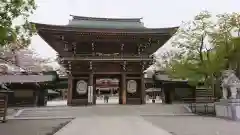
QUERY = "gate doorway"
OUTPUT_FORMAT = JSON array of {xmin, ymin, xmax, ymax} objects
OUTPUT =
[{"xmin": 94, "ymin": 74, "xmax": 120, "ymax": 105}]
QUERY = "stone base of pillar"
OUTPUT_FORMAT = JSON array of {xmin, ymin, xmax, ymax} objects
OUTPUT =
[{"xmin": 215, "ymin": 99, "xmax": 240, "ymax": 121}]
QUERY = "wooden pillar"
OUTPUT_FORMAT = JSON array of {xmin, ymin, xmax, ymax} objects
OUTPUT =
[
  {"xmin": 67, "ymin": 74, "xmax": 73, "ymax": 106},
  {"xmin": 141, "ymin": 73, "xmax": 146, "ymax": 104},
  {"xmin": 164, "ymin": 84, "xmax": 173, "ymax": 104},
  {"xmin": 121, "ymin": 73, "xmax": 126, "ymax": 104},
  {"xmin": 34, "ymin": 90, "xmax": 39, "ymax": 106}
]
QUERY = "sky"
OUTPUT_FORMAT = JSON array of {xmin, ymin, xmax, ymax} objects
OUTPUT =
[{"xmin": 29, "ymin": 0, "xmax": 240, "ymax": 59}]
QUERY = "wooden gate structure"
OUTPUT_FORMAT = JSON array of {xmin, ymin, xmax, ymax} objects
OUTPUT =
[{"xmin": 34, "ymin": 15, "xmax": 177, "ymax": 106}]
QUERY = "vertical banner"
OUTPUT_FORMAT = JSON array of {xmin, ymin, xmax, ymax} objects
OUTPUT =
[
  {"xmin": 88, "ymin": 86, "xmax": 93, "ymax": 104},
  {"xmin": 90, "ymin": 86, "xmax": 93, "ymax": 103},
  {"xmin": 88, "ymin": 86, "xmax": 91, "ymax": 103}
]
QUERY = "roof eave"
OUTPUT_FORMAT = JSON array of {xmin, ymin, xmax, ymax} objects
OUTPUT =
[{"xmin": 33, "ymin": 22, "xmax": 179, "ymax": 35}]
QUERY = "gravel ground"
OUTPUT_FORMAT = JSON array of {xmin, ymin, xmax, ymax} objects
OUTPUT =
[
  {"xmin": 143, "ymin": 115, "xmax": 240, "ymax": 135},
  {"xmin": 0, "ymin": 119, "xmax": 73, "ymax": 135}
]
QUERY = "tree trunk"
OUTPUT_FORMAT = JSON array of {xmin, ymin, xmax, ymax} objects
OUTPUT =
[
  {"xmin": 214, "ymin": 76, "xmax": 222, "ymax": 99},
  {"xmin": 211, "ymin": 75, "xmax": 215, "ymax": 97},
  {"xmin": 236, "ymin": 62, "xmax": 240, "ymax": 77},
  {"xmin": 12, "ymin": 49, "xmax": 19, "ymax": 67}
]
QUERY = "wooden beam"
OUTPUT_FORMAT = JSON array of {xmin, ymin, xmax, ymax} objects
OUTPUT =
[
  {"xmin": 39, "ymin": 29, "xmax": 171, "ymax": 36},
  {"xmin": 72, "ymin": 77, "xmax": 89, "ymax": 79},
  {"xmin": 126, "ymin": 77, "xmax": 142, "ymax": 79},
  {"xmin": 62, "ymin": 57, "xmax": 152, "ymax": 61},
  {"xmin": 42, "ymin": 32, "xmax": 169, "ymax": 43},
  {"xmin": 71, "ymin": 71, "xmax": 143, "ymax": 75}
]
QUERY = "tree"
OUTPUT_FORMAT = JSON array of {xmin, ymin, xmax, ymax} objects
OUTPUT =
[
  {"xmin": 0, "ymin": 0, "xmax": 36, "ymax": 47},
  {"xmin": 163, "ymin": 11, "xmax": 216, "ymax": 85},
  {"xmin": 228, "ymin": 13, "xmax": 240, "ymax": 76},
  {"xmin": 15, "ymin": 49, "xmax": 54, "ymax": 72},
  {"xmin": 160, "ymin": 11, "xmax": 240, "ymax": 91},
  {"xmin": 0, "ymin": 48, "xmax": 55, "ymax": 72}
]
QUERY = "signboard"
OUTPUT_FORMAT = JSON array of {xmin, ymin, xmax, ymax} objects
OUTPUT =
[
  {"xmin": 127, "ymin": 80, "xmax": 137, "ymax": 93},
  {"xmin": 76, "ymin": 80, "xmax": 87, "ymax": 95}
]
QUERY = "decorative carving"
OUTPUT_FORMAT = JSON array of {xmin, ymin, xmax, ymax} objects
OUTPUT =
[
  {"xmin": 91, "ymin": 42, "xmax": 95, "ymax": 56},
  {"xmin": 141, "ymin": 61, "xmax": 146, "ymax": 71},
  {"xmin": 148, "ymin": 38, "xmax": 152, "ymax": 42},
  {"xmin": 60, "ymin": 35, "xmax": 64, "ymax": 40},
  {"xmin": 64, "ymin": 42, "xmax": 68, "ymax": 51},
  {"xmin": 121, "ymin": 43, "xmax": 124, "ymax": 57},
  {"xmin": 91, "ymin": 42, "xmax": 95, "ymax": 51},
  {"xmin": 56, "ymin": 55, "xmax": 63, "ymax": 64},
  {"xmin": 68, "ymin": 61, "xmax": 71, "ymax": 70},
  {"xmin": 122, "ymin": 61, "xmax": 127, "ymax": 71},
  {"xmin": 72, "ymin": 42, "xmax": 77, "ymax": 55},
  {"xmin": 121, "ymin": 44, "xmax": 124, "ymax": 51},
  {"xmin": 138, "ymin": 44, "xmax": 141, "ymax": 55},
  {"xmin": 127, "ymin": 80, "xmax": 137, "ymax": 93},
  {"xmin": 76, "ymin": 80, "xmax": 87, "ymax": 95},
  {"xmin": 95, "ymin": 52, "xmax": 119, "ymax": 57},
  {"xmin": 221, "ymin": 70, "xmax": 240, "ymax": 99},
  {"xmin": 67, "ymin": 71, "xmax": 72, "ymax": 76},
  {"xmin": 150, "ymin": 55, "xmax": 156, "ymax": 65},
  {"xmin": 89, "ymin": 61, "xmax": 93, "ymax": 70}
]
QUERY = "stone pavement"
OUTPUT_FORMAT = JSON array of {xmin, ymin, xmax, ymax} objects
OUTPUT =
[
  {"xmin": 9, "ymin": 104, "xmax": 189, "ymax": 135},
  {"xmin": 12, "ymin": 104, "xmax": 190, "ymax": 119},
  {"xmin": 144, "ymin": 115, "xmax": 240, "ymax": 135},
  {"xmin": 55, "ymin": 116, "xmax": 172, "ymax": 135},
  {"xmin": 5, "ymin": 103, "xmax": 240, "ymax": 135},
  {"xmin": 0, "ymin": 119, "xmax": 72, "ymax": 135}
]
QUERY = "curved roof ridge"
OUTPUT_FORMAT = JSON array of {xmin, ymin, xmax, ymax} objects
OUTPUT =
[{"xmin": 70, "ymin": 15, "xmax": 143, "ymax": 22}]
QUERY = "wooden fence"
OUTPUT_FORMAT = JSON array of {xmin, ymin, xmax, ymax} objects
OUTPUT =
[
  {"xmin": 183, "ymin": 97, "xmax": 217, "ymax": 115},
  {"xmin": 0, "ymin": 94, "xmax": 8, "ymax": 123}
]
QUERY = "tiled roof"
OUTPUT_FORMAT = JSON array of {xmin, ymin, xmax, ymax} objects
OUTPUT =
[
  {"xmin": 155, "ymin": 73, "xmax": 187, "ymax": 82},
  {"xmin": 0, "ymin": 75, "xmax": 54, "ymax": 83}
]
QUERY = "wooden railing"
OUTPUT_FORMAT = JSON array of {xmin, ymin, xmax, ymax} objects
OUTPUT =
[{"xmin": 0, "ymin": 94, "xmax": 8, "ymax": 123}]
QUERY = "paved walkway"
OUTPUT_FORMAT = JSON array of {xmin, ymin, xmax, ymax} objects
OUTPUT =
[
  {"xmin": 55, "ymin": 116, "xmax": 172, "ymax": 135},
  {"xmin": 12, "ymin": 104, "xmax": 190, "ymax": 119},
  {"xmin": 144, "ymin": 115, "xmax": 240, "ymax": 135},
  {"xmin": 10, "ymin": 104, "xmax": 188, "ymax": 135},
  {"xmin": 6, "ymin": 103, "xmax": 240, "ymax": 135}
]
